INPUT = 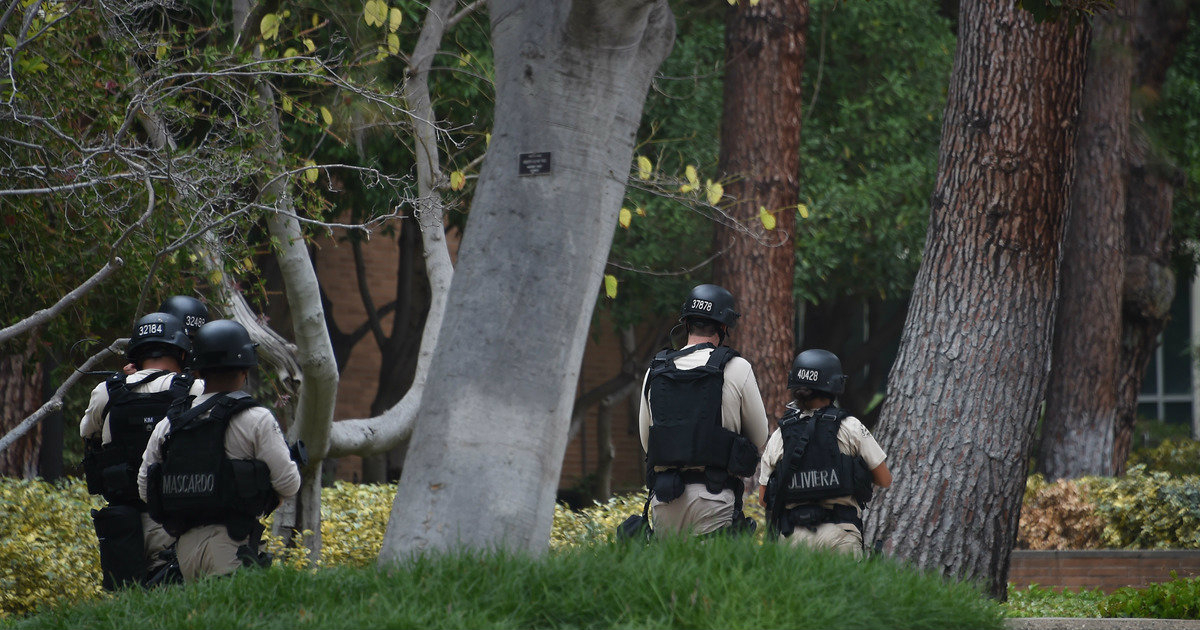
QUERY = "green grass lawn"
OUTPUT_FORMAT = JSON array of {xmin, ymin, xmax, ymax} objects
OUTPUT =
[{"xmin": 2, "ymin": 537, "xmax": 1004, "ymax": 630}]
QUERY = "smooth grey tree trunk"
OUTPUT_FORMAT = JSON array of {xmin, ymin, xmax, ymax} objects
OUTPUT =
[
  {"xmin": 378, "ymin": 0, "xmax": 675, "ymax": 559},
  {"xmin": 864, "ymin": 0, "xmax": 1089, "ymax": 599}
]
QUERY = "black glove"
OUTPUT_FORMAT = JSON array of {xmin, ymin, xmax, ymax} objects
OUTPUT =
[{"xmin": 289, "ymin": 440, "xmax": 309, "ymax": 468}]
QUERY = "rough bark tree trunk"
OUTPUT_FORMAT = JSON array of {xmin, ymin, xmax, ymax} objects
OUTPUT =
[
  {"xmin": 378, "ymin": 0, "xmax": 675, "ymax": 558},
  {"xmin": 1037, "ymin": 0, "xmax": 1133, "ymax": 480},
  {"xmin": 864, "ymin": 0, "xmax": 1089, "ymax": 598},
  {"xmin": 1113, "ymin": 0, "xmax": 1190, "ymax": 473},
  {"xmin": 0, "ymin": 338, "xmax": 43, "ymax": 478},
  {"xmin": 713, "ymin": 0, "xmax": 807, "ymax": 422}
]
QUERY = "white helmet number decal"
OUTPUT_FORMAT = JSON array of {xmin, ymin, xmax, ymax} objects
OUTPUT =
[
  {"xmin": 690, "ymin": 299, "xmax": 713, "ymax": 312},
  {"xmin": 796, "ymin": 368, "xmax": 820, "ymax": 382},
  {"xmin": 138, "ymin": 322, "xmax": 165, "ymax": 336}
]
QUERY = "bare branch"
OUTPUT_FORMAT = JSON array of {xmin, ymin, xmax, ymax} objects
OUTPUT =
[
  {"xmin": 0, "ymin": 340, "xmax": 122, "ymax": 454},
  {"xmin": 0, "ymin": 258, "xmax": 124, "ymax": 345}
]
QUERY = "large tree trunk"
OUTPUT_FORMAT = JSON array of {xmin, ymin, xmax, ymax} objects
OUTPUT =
[
  {"xmin": 865, "ymin": 0, "xmax": 1088, "ymax": 599},
  {"xmin": 378, "ymin": 0, "xmax": 675, "ymax": 559},
  {"xmin": 713, "ymin": 0, "xmax": 807, "ymax": 421},
  {"xmin": 1037, "ymin": 0, "xmax": 1133, "ymax": 480},
  {"xmin": 1113, "ymin": 0, "xmax": 1190, "ymax": 473},
  {"xmin": 0, "ymin": 338, "xmax": 43, "ymax": 478}
]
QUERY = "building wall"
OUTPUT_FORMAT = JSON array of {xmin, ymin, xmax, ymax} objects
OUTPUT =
[{"xmin": 314, "ymin": 221, "xmax": 648, "ymax": 493}]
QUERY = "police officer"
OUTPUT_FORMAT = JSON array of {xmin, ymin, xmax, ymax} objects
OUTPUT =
[
  {"xmin": 80, "ymin": 312, "xmax": 204, "ymax": 589},
  {"xmin": 139, "ymin": 319, "xmax": 300, "ymax": 582},
  {"xmin": 759, "ymin": 349, "xmax": 892, "ymax": 558},
  {"xmin": 638, "ymin": 284, "xmax": 769, "ymax": 536}
]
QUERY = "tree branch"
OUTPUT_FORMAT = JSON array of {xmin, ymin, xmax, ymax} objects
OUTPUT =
[
  {"xmin": 0, "ymin": 341, "xmax": 121, "ymax": 454},
  {"xmin": 0, "ymin": 258, "xmax": 124, "ymax": 346}
]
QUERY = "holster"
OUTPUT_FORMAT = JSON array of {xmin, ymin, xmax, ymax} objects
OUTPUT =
[{"xmin": 91, "ymin": 504, "xmax": 147, "ymax": 591}]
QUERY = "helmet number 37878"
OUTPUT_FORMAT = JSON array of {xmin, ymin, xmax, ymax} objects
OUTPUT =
[{"xmin": 690, "ymin": 299, "xmax": 713, "ymax": 312}]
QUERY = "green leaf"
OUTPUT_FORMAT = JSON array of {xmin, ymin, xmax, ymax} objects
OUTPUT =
[{"xmin": 260, "ymin": 13, "xmax": 281, "ymax": 41}]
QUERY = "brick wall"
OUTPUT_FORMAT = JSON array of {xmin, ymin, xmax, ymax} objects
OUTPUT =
[
  {"xmin": 1008, "ymin": 550, "xmax": 1200, "ymax": 592},
  {"xmin": 315, "ymin": 222, "xmax": 648, "ymax": 492}
]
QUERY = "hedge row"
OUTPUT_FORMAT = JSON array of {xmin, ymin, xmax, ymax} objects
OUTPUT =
[{"xmin": 1017, "ymin": 465, "xmax": 1200, "ymax": 550}]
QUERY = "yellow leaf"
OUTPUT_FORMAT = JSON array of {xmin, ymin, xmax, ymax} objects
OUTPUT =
[
  {"xmin": 750, "ymin": 0, "xmax": 760, "ymax": 5},
  {"xmin": 312, "ymin": 13, "xmax": 320, "ymax": 28},
  {"xmin": 155, "ymin": 39, "xmax": 168, "ymax": 60},
  {"xmin": 303, "ymin": 159, "xmax": 318, "ymax": 183},
  {"xmin": 636, "ymin": 206, "xmax": 646, "ymax": 216},
  {"xmin": 727, "ymin": 0, "xmax": 736, "ymax": 4},
  {"xmin": 759, "ymin": 206, "xmax": 776, "ymax": 230},
  {"xmin": 636, "ymin": 155, "xmax": 652, "ymax": 180},
  {"xmin": 320, "ymin": 106, "xmax": 333, "ymax": 125},
  {"xmin": 389, "ymin": 7, "xmax": 403, "ymax": 31},
  {"xmin": 685, "ymin": 165, "xmax": 698, "ymax": 185},
  {"xmin": 281, "ymin": 94, "xmax": 293, "ymax": 113},
  {"xmin": 209, "ymin": 269, "xmax": 224, "ymax": 286},
  {"xmin": 619, "ymin": 208, "xmax": 632, "ymax": 229},
  {"xmin": 843, "ymin": 146, "xmax": 851, "ymax": 159},
  {"xmin": 375, "ymin": 46, "xmax": 388, "ymax": 61},
  {"xmin": 303, "ymin": 38, "xmax": 316, "ymax": 52},
  {"xmin": 705, "ymin": 179, "xmax": 723, "ymax": 205},
  {"xmin": 363, "ymin": 0, "xmax": 387, "ymax": 27},
  {"xmin": 387, "ymin": 33, "xmax": 400, "ymax": 55},
  {"xmin": 284, "ymin": 47, "xmax": 298, "ymax": 58},
  {"xmin": 260, "ymin": 13, "xmax": 281, "ymax": 40},
  {"xmin": 450, "ymin": 171, "xmax": 466, "ymax": 191},
  {"xmin": 797, "ymin": 203, "xmax": 809, "ymax": 219},
  {"xmin": 256, "ymin": 43, "xmax": 264, "ymax": 56},
  {"xmin": 680, "ymin": 184, "xmax": 694, "ymax": 194},
  {"xmin": 485, "ymin": 133, "xmax": 491, "ymax": 147},
  {"xmin": 604, "ymin": 275, "xmax": 618, "ymax": 299}
]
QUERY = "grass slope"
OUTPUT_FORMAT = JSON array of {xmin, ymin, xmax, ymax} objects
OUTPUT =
[{"xmin": 6, "ymin": 537, "xmax": 1003, "ymax": 630}]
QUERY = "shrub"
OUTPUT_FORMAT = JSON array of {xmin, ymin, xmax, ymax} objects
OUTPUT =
[
  {"xmin": 1099, "ymin": 572, "xmax": 1200, "ymax": 619},
  {"xmin": 0, "ymin": 478, "xmax": 105, "ymax": 618},
  {"xmin": 1004, "ymin": 584, "xmax": 1105, "ymax": 618},
  {"xmin": 1090, "ymin": 465, "xmax": 1200, "ymax": 549},
  {"xmin": 1129, "ymin": 438, "xmax": 1200, "ymax": 477},
  {"xmin": 1017, "ymin": 474, "xmax": 1107, "ymax": 550}
]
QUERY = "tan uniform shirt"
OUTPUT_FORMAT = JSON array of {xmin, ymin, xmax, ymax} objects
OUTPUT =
[
  {"xmin": 758, "ymin": 403, "xmax": 887, "ymax": 556},
  {"xmin": 79, "ymin": 369, "xmax": 204, "ymax": 569},
  {"xmin": 637, "ymin": 344, "xmax": 770, "ymax": 535},
  {"xmin": 138, "ymin": 392, "xmax": 301, "ymax": 581}
]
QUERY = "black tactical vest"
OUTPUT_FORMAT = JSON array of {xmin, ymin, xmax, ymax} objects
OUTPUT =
[
  {"xmin": 83, "ymin": 371, "xmax": 194, "ymax": 504},
  {"xmin": 644, "ymin": 344, "xmax": 759, "ymax": 481},
  {"xmin": 146, "ymin": 392, "xmax": 279, "ymax": 539},
  {"xmin": 768, "ymin": 406, "xmax": 873, "ymax": 508}
]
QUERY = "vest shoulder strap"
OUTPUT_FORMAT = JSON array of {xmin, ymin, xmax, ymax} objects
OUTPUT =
[
  {"xmin": 644, "ymin": 343, "xmax": 730, "ymax": 399},
  {"xmin": 101, "ymin": 370, "xmax": 173, "ymax": 420}
]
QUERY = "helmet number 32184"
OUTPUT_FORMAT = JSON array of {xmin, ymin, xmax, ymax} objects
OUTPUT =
[{"xmin": 138, "ymin": 323, "xmax": 164, "ymax": 336}]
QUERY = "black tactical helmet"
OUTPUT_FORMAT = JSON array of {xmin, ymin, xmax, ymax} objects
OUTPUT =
[
  {"xmin": 159, "ymin": 295, "xmax": 209, "ymax": 338},
  {"xmin": 679, "ymin": 284, "xmax": 740, "ymax": 329},
  {"xmin": 788, "ymin": 349, "xmax": 846, "ymax": 396},
  {"xmin": 190, "ymin": 319, "xmax": 258, "ymax": 371},
  {"xmin": 127, "ymin": 312, "xmax": 191, "ymax": 362}
]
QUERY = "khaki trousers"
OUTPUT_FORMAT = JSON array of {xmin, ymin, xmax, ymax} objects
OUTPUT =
[
  {"xmin": 177, "ymin": 524, "xmax": 247, "ymax": 582},
  {"xmin": 781, "ymin": 521, "xmax": 864, "ymax": 559},
  {"xmin": 651, "ymin": 484, "xmax": 735, "ymax": 536}
]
